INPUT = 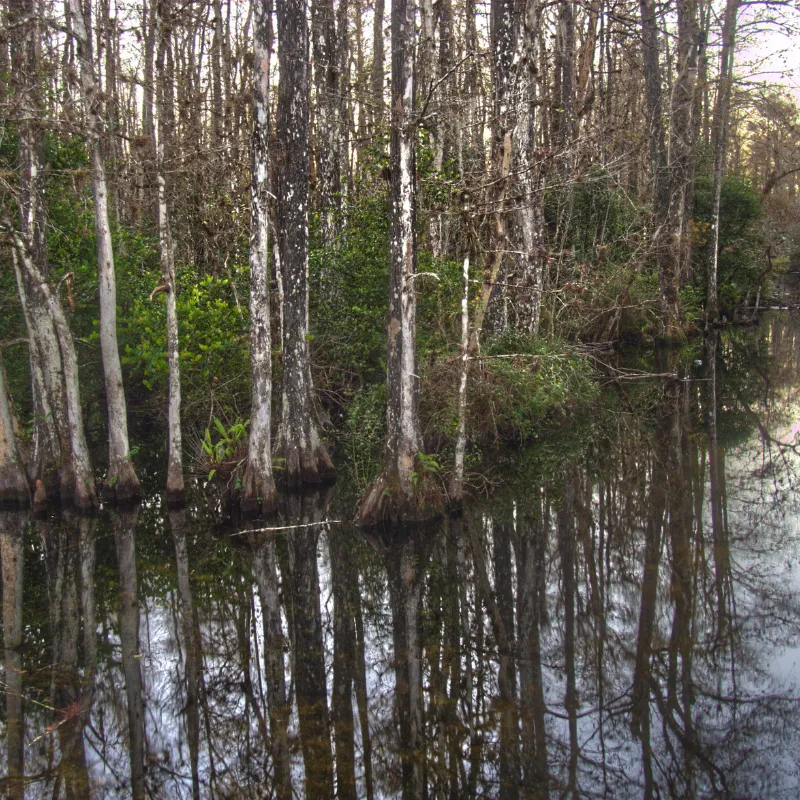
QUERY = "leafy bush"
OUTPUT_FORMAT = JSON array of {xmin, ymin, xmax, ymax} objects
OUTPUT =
[
  {"xmin": 694, "ymin": 175, "xmax": 765, "ymax": 314},
  {"xmin": 421, "ymin": 332, "xmax": 599, "ymax": 450},
  {"xmin": 123, "ymin": 271, "xmax": 250, "ymax": 420}
]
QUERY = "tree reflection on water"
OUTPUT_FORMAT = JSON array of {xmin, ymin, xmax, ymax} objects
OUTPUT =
[{"xmin": 2, "ymin": 314, "xmax": 800, "ymax": 798}]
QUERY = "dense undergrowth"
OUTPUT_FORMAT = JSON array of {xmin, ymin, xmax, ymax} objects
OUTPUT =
[{"xmin": 0, "ymin": 132, "xmax": 776, "ymax": 486}]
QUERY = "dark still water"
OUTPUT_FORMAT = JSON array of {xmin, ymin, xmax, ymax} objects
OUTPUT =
[{"xmin": 3, "ymin": 315, "xmax": 800, "ymax": 799}]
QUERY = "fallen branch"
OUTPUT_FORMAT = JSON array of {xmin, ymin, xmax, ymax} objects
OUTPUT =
[{"xmin": 231, "ymin": 519, "xmax": 343, "ymax": 537}]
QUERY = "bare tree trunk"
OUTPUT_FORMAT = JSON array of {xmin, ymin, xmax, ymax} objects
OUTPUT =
[
  {"xmin": 639, "ymin": 0, "xmax": 681, "ymax": 334},
  {"xmin": 67, "ymin": 0, "xmax": 142, "ymax": 503},
  {"xmin": 558, "ymin": 483, "xmax": 579, "ymax": 799},
  {"xmin": 515, "ymin": 0, "xmax": 545, "ymax": 335},
  {"xmin": 8, "ymin": 241, "xmax": 98, "ymax": 510},
  {"xmin": 669, "ymin": 0, "xmax": 700, "ymax": 285},
  {"xmin": 242, "ymin": 0, "xmax": 278, "ymax": 516},
  {"xmin": 170, "ymin": 509, "xmax": 201, "ymax": 800},
  {"xmin": 312, "ymin": 0, "xmax": 341, "ymax": 247},
  {"xmin": 554, "ymin": 0, "xmax": 575, "ymax": 156},
  {"xmin": 284, "ymin": 510, "xmax": 334, "ymax": 797},
  {"xmin": 1, "ymin": 512, "xmax": 26, "ymax": 800},
  {"xmin": 8, "ymin": 0, "xmax": 72, "ymax": 498},
  {"xmin": 156, "ymin": 0, "xmax": 185, "ymax": 505},
  {"xmin": 353, "ymin": 577, "xmax": 375, "ymax": 800},
  {"xmin": 211, "ymin": 0, "xmax": 225, "ymax": 146},
  {"xmin": 13, "ymin": 258, "xmax": 60, "ymax": 490},
  {"xmin": 494, "ymin": 521, "xmax": 521, "ymax": 797},
  {"xmin": 50, "ymin": 513, "xmax": 92, "ymax": 798},
  {"xmin": 250, "ymin": 533, "xmax": 292, "ymax": 800},
  {"xmin": 481, "ymin": 0, "xmax": 519, "ymax": 333},
  {"xmin": 371, "ymin": 0, "xmax": 385, "ymax": 128},
  {"xmin": 451, "ymin": 255, "xmax": 470, "ymax": 506},
  {"xmin": 374, "ymin": 526, "xmax": 434, "ymax": 800},
  {"xmin": 276, "ymin": 0, "xmax": 336, "ymax": 488},
  {"xmin": 113, "ymin": 508, "xmax": 147, "ymax": 800},
  {"xmin": 0, "ymin": 356, "xmax": 29, "ymax": 506},
  {"xmin": 330, "ymin": 534, "xmax": 358, "ymax": 800},
  {"xmin": 358, "ymin": 0, "xmax": 442, "ymax": 525},
  {"xmin": 706, "ymin": 0, "xmax": 741, "ymax": 324},
  {"xmin": 515, "ymin": 511, "xmax": 549, "ymax": 799}
]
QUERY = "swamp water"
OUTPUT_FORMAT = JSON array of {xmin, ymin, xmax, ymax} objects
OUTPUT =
[{"xmin": 2, "ymin": 314, "xmax": 800, "ymax": 799}]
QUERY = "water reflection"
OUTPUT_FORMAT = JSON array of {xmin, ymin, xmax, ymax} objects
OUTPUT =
[{"xmin": 2, "ymin": 315, "xmax": 800, "ymax": 798}]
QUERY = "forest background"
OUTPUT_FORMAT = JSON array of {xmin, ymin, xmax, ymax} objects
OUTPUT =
[{"xmin": 1, "ymin": 0, "xmax": 800, "ymax": 518}]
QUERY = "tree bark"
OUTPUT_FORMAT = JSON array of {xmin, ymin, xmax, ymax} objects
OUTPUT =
[
  {"xmin": 242, "ymin": 0, "xmax": 278, "ymax": 517},
  {"xmin": 67, "ymin": 0, "xmax": 142, "ymax": 503},
  {"xmin": 330, "ymin": 533, "xmax": 358, "ymax": 799},
  {"xmin": 0, "ymin": 355, "xmax": 29, "ymax": 507},
  {"xmin": 639, "ymin": 0, "xmax": 681, "ymax": 333},
  {"xmin": 371, "ymin": 0, "xmax": 385, "ymax": 128},
  {"xmin": 669, "ymin": 0, "xmax": 700, "ymax": 286},
  {"xmin": 515, "ymin": 0, "xmax": 546, "ymax": 335},
  {"xmin": 170, "ymin": 509, "xmax": 202, "ymax": 799},
  {"xmin": 113, "ymin": 508, "xmax": 147, "ymax": 800},
  {"xmin": 358, "ymin": 0, "xmax": 442, "ymax": 525},
  {"xmin": 312, "ymin": 0, "xmax": 342, "ymax": 247},
  {"xmin": 8, "ymin": 0, "xmax": 73, "ymax": 497},
  {"xmin": 706, "ymin": 0, "xmax": 741, "ymax": 324},
  {"xmin": 1, "ymin": 512, "xmax": 26, "ymax": 800},
  {"xmin": 8, "ymin": 240, "xmax": 98, "ymax": 510},
  {"xmin": 284, "ymin": 509, "xmax": 334, "ymax": 797},
  {"xmin": 275, "ymin": 0, "xmax": 336, "ymax": 488},
  {"xmin": 156, "ymin": 0, "xmax": 185, "ymax": 505},
  {"xmin": 249, "ymin": 532, "xmax": 292, "ymax": 800}
]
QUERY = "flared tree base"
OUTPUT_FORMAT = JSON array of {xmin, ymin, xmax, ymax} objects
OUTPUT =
[
  {"xmin": 356, "ymin": 467, "xmax": 444, "ymax": 528},
  {"xmin": 166, "ymin": 463, "xmax": 186, "ymax": 508},
  {"xmin": 103, "ymin": 458, "xmax": 142, "ymax": 505},
  {"xmin": 0, "ymin": 468, "xmax": 30, "ymax": 509},
  {"xmin": 241, "ymin": 465, "xmax": 278, "ymax": 518},
  {"xmin": 278, "ymin": 442, "xmax": 336, "ymax": 491},
  {"xmin": 71, "ymin": 475, "xmax": 99, "ymax": 511}
]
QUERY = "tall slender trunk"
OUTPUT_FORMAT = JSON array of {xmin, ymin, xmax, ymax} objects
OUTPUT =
[
  {"xmin": 376, "ymin": 526, "xmax": 434, "ymax": 800},
  {"xmin": 357, "ymin": 0, "xmax": 438, "ymax": 525},
  {"xmin": 670, "ymin": 0, "xmax": 700, "ymax": 285},
  {"xmin": 558, "ymin": 482, "xmax": 579, "ymax": 799},
  {"xmin": 242, "ymin": 0, "xmax": 278, "ymax": 516},
  {"xmin": 451, "ymin": 254, "xmax": 470, "ymax": 506},
  {"xmin": 630, "ymin": 384, "xmax": 671, "ymax": 798},
  {"xmin": 494, "ymin": 521, "xmax": 521, "ymax": 797},
  {"xmin": 353, "ymin": 573, "xmax": 375, "ymax": 800},
  {"xmin": 249, "ymin": 533, "xmax": 292, "ymax": 800},
  {"xmin": 8, "ymin": 0, "xmax": 72, "ymax": 498},
  {"xmin": 113, "ymin": 508, "xmax": 146, "ymax": 800},
  {"xmin": 156, "ymin": 0, "xmax": 185, "ymax": 505},
  {"xmin": 1, "ymin": 512, "xmax": 26, "ymax": 800},
  {"xmin": 371, "ymin": 0, "xmax": 385, "ymax": 128},
  {"xmin": 515, "ymin": 511, "xmax": 549, "ymax": 799},
  {"xmin": 555, "ymin": 0, "xmax": 575, "ymax": 156},
  {"xmin": 276, "ymin": 0, "xmax": 336, "ymax": 488},
  {"xmin": 67, "ymin": 0, "xmax": 142, "ymax": 503},
  {"xmin": 480, "ymin": 0, "xmax": 518, "ymax": 334},
  {"xmin": 330, "ymin": 534, "xmax": 358, "ymax": 800},
  {"xmin": 211, "ymin": 0, "xmax": 225, "ymax": 146},
  {"xmin": 50, "ymin": 514, "xmax": 92, "ymax": 798},
  {"xmin": 0, "ymin": 356, "xmax": 29, "ymax": 506},
  {"xmin": 312, "ymin": 0, "xmax": 342, "ymax": 247},
  {"xmin": 706, "ymin": 0, "xmax": 741, "ymax": 323},
  {"xmin": 285, "ymin": 516, "xmax": 334, "ymax": 796},
  {"xmin": 170, "ymin": 509, "xmax": 201, "ymax": 800},
  {"xmin": 639, "ymin": 0, "xmax": 681, "ymax": 333},
  {"xmin": 515, "ymin": 0, "xmax": 545, "ymax": 335}
]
